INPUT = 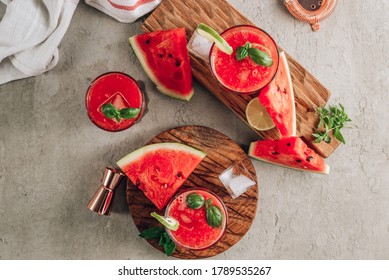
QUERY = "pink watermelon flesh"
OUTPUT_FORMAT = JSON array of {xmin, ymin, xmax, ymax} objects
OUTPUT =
[
  {"xmin": 259, "ymin": 51, "xmax": 296, "ymax": 137},
  {"xmin": 129, "ymin": 28, "xmax": 194, "ymax": 101},
  {"xmin": 117, "ymin": 143, "xmax": 206, "ymax": 210},
  {"xmin": 248, "ymin": 137, "xmax": 329, "ymax": 174}
]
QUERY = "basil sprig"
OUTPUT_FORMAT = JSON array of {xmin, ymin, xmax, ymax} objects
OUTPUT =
[
  {"xmin": 101, "ymin": 102, "xmax": 140, "ymax": 122},
  {"xmin": 236, "ymin": 41, "xmax": 273, "ymax": 67},
  {"xmin": 139, "ymin": 227, "xmax": 176, "ymax": 256},
  {"xmin": 186, "ymin": 193, "xmax": 205, "ymax": 209},
  {"xmin": 205, "ymin": 199, "xmax": 223, "ymax": 228},
  {"xmin": 186, "ymin": 193, "xmax": 223, "ymax": 228}
]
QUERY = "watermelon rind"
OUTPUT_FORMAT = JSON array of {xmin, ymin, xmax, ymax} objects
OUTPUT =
[
  {"xmin": 279, "ymin": 51, "xmax": 296, "ymax": 137},
  {"xmin": 129, "ymin": 37, "xmax": 194, "ymax": 102},
  {"xmin": 248, "ymin": 141, "xmax": 330, "ymax": 175},
  {"xmin": 116, "ymin": 142, "xmax": 206, "ymax": 170}
]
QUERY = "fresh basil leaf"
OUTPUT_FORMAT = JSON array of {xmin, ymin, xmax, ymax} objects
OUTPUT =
[
  {"xmin": 248, "ymin": 48, "xmax": 273, "ymax": 67},
  {"xmin": 206, "ymin": 205, "xmax": 223, "ymax": 228},
  {"xmin": 244, "ymin": 42, "xmax": 252, "ymax": 49},
  {"xmin": 236, "ymin": 46, "xmax": 248, "ymax": 61},
  {"xmin": 120, "ymin": 108, "xmax": 140, "ymax": 119},
  {"xmin": 159, "ymin": 231, "xmax": 176, "ymax": 256},
  {"xmin": 101, "ymin": 103, "xmax": 119, "ymax": 119},
  {"xmin": 163, "ymin": 237, "xmax": 176, "ymax": 256},
  {"xmin": 186, "ymin": 193, "xmax": 205, "ymax": 209},
  {"xmin": 139, "ymin": 227, "xmax": 164, "ymax": 240}
]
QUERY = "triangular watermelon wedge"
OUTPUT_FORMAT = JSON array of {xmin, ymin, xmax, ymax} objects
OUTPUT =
[
  {"xmin": 248, "ymin": 137, "xmax": 330, "ymax": 174},
  {"xmin": 129, "ymin": 28, "xmax": 194, "ymax": 101},
  {"xmin": 259, "ymin": 51, "xmax": 296, "ymax": 137},
  {"xmin": 117, "ymin": 143, "xmax": 206, "ymax": 210}
]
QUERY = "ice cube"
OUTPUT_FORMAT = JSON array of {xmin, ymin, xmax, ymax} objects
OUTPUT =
[
  {"xmin": 228, "ymin": 174, "xmax": 256, "ymax": 198},
  {"xmin": 187, "ymin": 31, "xmax": 212, "ymax": 60},
  {"xmin": 219, "ymin": 162, "xmax": 256, "ymax": 199}
]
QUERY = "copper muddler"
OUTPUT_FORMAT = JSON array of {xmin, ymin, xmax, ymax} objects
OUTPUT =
[{"xmin": 87, "ymin": 167, "xmax": 125, "ymax": 216}]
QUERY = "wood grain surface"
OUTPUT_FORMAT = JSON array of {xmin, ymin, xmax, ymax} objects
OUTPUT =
[
  {"xmin": 142, "ymin": 0, "xmax": 340, "ymax": 158},
  {"xmin": 126, "ymin": 126, "xmax": 258, "ymax": 259}
]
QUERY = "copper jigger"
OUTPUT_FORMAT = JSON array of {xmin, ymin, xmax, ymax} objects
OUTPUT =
[{"xmin": 87, "ymin": 167, "xmax": 125, "ymax": 216}]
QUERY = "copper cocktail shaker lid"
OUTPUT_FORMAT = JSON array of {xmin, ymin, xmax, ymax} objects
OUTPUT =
[
  {"xmin": 87, "ymin": 167, "xmax": 126, "ymax": 216},
  {"xmin": 284, "ymin": 0, "xmax": 338, "ymax": 31}
]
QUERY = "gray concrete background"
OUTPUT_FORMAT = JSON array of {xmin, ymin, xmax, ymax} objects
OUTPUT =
[{"xmin": 0, "ymin": 1, "xmax": 388, "ymax": 259}]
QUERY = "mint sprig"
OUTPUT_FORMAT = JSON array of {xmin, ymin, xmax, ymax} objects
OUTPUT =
[
  {"xmin": 312, "ymin": 103, "xmax": 352, "ymax": 144},
  {"xmin": 101, "ymin": 103, "xmax": 140, "ymax": 122},
  {"xmin": 236, "ymin": 41, "xmax": 273, "ymax": 67}
]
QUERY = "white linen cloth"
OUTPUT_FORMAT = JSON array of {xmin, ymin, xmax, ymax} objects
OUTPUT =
[
  {"xmin": 85, "ymin": 0, "xmax": 161, "ymax": 23},
  {"xmin": 0, "ymin": 0, "xmax": 79, "ymax": 85}
]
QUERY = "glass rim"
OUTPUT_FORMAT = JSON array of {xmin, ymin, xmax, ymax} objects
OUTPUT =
[
  {"xmin": 209, "ymin": 24, "xmax": 280, "ymax": 95},
  {"xmin": 85, "ymin": 71, "xmax": 146, "ymax": 133},
  {"xmin": 164, "ymin": 187, "xmax": 228, "ymax": 251}
]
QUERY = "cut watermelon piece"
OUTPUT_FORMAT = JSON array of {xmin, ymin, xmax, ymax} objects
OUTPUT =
[
  {"xmin": 248, "ymin": 137, "xmax": 330, "ymax": 174},
  {"xmin": 129, "ymin": 28, "xmax": 194, "ymax": 101},
  {"xmin": 117, "ymin": 143, "xmax": 206, "ymax": 209},
  {"xmin": 259, "ymin": 51, "xmax": 296, "ymax": 137}
]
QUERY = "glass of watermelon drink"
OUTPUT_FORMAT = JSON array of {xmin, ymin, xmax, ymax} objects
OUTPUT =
[
  {"xmin": 209, "ymin": 25, "xmax": 279, "ymax": 95},
  {"xmin": 164, "ymin": 188, "xmax": 228, "ymax": 250},
  {"xmin": 85, "ymin": 72, "xmax": 145, "ymax": 132}
]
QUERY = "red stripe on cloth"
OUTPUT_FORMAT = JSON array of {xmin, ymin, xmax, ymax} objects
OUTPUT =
[{"xmin": 107, "ymin": 0, "xmax": 157, "ymax": 11}]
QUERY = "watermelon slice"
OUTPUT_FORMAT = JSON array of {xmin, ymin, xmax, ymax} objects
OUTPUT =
[
  {"xmin": 117, "ymin": 143, "xmax": 206, "ymax": 209},
  {"xmin": 259, "ymin": 51, "xmax": 296, "ymax": 137},
  {"xmin": 248, "ymin": 137, "xmax": 330, "ymax": 174},
  {"xmin": 129, "ymin": 28, "xmax": 194, "ymax": 101}
]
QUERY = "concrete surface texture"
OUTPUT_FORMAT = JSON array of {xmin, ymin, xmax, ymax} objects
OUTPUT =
[{"xmin": 0, "ymin": 1, "xmax": 388, "ymax": 260}]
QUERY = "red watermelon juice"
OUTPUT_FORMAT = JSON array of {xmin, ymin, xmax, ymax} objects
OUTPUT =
[
  {"xmin": 210, "ymin": 25, "xmax": 279, "ymax": 94},
  {"xmin": 86, "ymin": 72, "xmax": 145, "ymax": 132},
  {"xmin": 165, "ymin": 189, "xmax": 227, "ymax": 250}
]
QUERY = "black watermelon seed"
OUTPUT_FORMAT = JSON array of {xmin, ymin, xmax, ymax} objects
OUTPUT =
[
  {"xmin": 271, "ymin": 151, "xmax": 279, "ymax": 155},
  {"xmin": 168, "ymin": 53, "xmax": 173, "ymax": 58},
  {"xmin": 145, "ymin": 39, "xmax": 150, "ymax": 44},
  {"xmin": 287, "ymin": 143, "xmax": 291, "ymax": 146},
  {"xmin": 159, "ymin": 54, "xmax": 163, "ymax": 58},
  {"xmin": 296, "ymin": 159, "xmax": 302, "ymax": 163},
  {"xmin": 175, "ymin": 59, "xmax": 181, "ymax": 67},
  {"xmin": 306, "ymin": 156, "xmax": 314, "ymax": 162}
]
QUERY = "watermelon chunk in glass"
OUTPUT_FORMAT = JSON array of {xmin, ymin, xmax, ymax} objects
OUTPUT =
[
  {"xmin": 117, "ymin": 143, "xmax": 206, "ymax": 210},
  {"xmin": 248, "ymin": 137, "xmax": 330, "ymax": 174}
]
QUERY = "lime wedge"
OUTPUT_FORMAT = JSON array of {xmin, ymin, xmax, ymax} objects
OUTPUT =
[
  {"xmin": 151, "ymin": 212, "xmax": 179, "ymax": 231},
  {"xmin": 246, "ymin": 98, "xmax": 275, "ymax": 131},
  {"xmin": 196, "ymin": 23, "xmax": 233, "ymax": 55}
]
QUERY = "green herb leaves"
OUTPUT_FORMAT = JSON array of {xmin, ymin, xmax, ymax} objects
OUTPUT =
[
  {"xmin": 159, "ymin": 231, "xmax": 176, "ymax": 256},
  {"xmin": 186, "ymin": 193, "xmax": 223, "ymax": 228},
  {"xmin": 205, "ymin": 199, "xmax": 223, "ymax": 228},
  {"xmin": 139, "ymin": 226, "xmax": 176, "ymax": 256},
  {"xmin": 101, "ymin": 103, "xmax": 140, "ymax": 122},
  {"xmin": 236, "ymin": 42, "xmax": 273, "ymax": 67},
  {"xmin": 139, "ymin": 226, "xmax": 164, "ymax": 240},
  {"xmin": 186, "ymin": 193, "xmax": 205, "ymax": 209},
  {"xmin": 236, "ymin": 42, "xmax": 251, "ymax": 61},
  {"xmin": 313, "ymin": 103, "xmax": 352, "ymax": 144}
]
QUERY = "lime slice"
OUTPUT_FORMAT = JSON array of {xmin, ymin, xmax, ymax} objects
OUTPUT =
[
  {"xmin": 151, "ymin": 212, "xmax": 179, "ymax": 231},
  {"xmin": 246, "ymin": 98, "xmax": 275, "ymax": 131},
  {"xmin": 196, "ymin": 23, "xmax": 233, "ymax": 55}
]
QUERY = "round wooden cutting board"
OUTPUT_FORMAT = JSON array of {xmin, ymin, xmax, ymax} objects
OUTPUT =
[{"xmin": 126, "ymin": 125, "xmax": 258, "ymax": 258}]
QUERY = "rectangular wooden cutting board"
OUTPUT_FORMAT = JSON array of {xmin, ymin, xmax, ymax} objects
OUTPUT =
[{"xmin": 142, "ymin": 0, "xmax": 340, "ymax": 158}]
